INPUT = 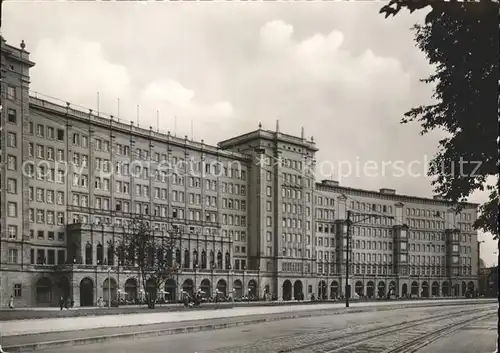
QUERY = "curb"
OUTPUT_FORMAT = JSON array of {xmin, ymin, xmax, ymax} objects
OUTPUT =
[
  {"xmin": 0, "ymin": 298, "xmax": 482, "ymax": 321},
  {"xmin": 3, "ymin": 300, "xmax": 495, "ymax": 352}
]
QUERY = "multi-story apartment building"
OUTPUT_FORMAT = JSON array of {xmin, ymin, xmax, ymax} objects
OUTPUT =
[{"xmin": 0, "ymin": 37, "xmax": 480, "ymax": 307}]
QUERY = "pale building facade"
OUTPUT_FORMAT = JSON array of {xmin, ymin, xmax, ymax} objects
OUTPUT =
[{"xmin": 0, "ymin": 37, "xmax": 479, "ymax": 307}]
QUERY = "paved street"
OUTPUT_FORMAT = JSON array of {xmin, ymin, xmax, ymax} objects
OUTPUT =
[
  {"xmin": 416, "ymin": 315, "xmax": 498, "ymax": 353},
  {"xmin": 29, "ymin": 303, "xmax": 496, "ymax": 353}
]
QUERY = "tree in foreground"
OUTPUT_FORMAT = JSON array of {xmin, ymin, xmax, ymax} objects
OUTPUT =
[
  {"xmin": 109, "ymin": 217, "xmax": 181, "ymax": 308},
  {"xmin": 380, "ymin": 0, "xmax": 499, "ymax": 239},
  {"xmin": 381, "ymin": 3, "xmax": 498, "ymax": 351}
]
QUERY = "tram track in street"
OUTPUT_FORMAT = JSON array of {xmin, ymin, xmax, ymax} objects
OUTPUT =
[
  {"xmin": 205, "ymin": 304, "xmax": 495, "ymax": 353},
  {"xmin": 286, "ymin": 308, "xmax": 495, "ymax": 353},
  {"xmin": 379, "ymin": 311, "xmax": 496, "ymax": 353}
]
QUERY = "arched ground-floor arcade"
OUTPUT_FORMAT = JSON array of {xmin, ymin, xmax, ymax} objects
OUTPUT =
[
  {"xmin": 0, "ymin": 269, "xmax": 479, "ymax": 307},
  {"xmin": 270, "ymin": 276, "xmax": 478, "ymax": 301}
]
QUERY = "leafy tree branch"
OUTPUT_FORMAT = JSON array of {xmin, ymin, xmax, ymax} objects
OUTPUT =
[
  {"xmin": 108, "ymin": 217, "xmax": 181, "ymax": 308},
  {"xmin": 380, "ymin": 0, "xmax": 499, "ymax": 239}
]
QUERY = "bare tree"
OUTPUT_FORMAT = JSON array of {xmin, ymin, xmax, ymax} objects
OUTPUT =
[{"xmin": 108, "ymin": 217, "xmax": 181, "ymax": 308}]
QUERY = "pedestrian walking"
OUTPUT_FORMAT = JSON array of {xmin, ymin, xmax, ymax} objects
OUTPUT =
[{"xmin": 8, "ymin": 295, "xmax": 14, "ymax": 309}]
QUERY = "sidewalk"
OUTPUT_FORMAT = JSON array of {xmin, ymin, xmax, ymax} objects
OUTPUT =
[
  {"xmin": 0, "ymin": 298, "xmax": 494, "ymax": 353},
  {"xmin": 0, "ymin": 309, "xmax": 349, "ymax": 350},
  {"xmin": 0, "ymin": 298, "xmax": 491, "ymax": 336}
]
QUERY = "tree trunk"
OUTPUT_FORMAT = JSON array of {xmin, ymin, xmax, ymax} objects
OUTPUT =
[
  {"xmin": 146, "ymin": 291, "xmax": 156, "ymax": 309},
  {"xmin": 496, "ymin": 240, "xmax": 499, "ymax": 353}
]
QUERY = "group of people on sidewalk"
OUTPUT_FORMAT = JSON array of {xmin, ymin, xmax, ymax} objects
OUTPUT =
[{"xmin": 59, "ymin": 296, "xmax": 74, "ymax": 310}]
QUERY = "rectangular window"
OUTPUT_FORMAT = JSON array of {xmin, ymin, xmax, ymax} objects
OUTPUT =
[
  {"xmin": 37, "ymin": 124, "xmax": 44, "ymax": 137},
  {"xmin": 7, "ymin": 178, "xmax": 17, "ymax": 194},
  {"xmin": 14, "ymin": 284, "xmax": 22, "ymax": 298},
  {"xmin": 57, "ymin": 250, "xmax": 65, "ymax": 264},
  {"xmin": 8, "ymin": 225, "xmax": 18, "ymax": 239},
  {"xmin": 7, "ymin": 155, "xmax": 17, "ymax": 170},
  {"xmin": 8, "ymin": 248, "xmax": 18, "ymax": 264},
  {"xmin": 47, "ymin": 126, "xmax": 55, "ymax": 139},
  {"xmin": 7, "ymin": 85, "xmax": 16, "ymax": 100},
  {"xmin": 7, "ymin": 202, "xmax": 17, "ymax": 217},
  {"xmin": 7, "ymin": 108, "xmax": 17, "ymax": 124},
  {"xmin": 7, "ymin": 132, "xmax": 17, "ymax": 148}
]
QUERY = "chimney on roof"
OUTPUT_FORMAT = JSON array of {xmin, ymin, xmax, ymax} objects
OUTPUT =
[
  {"xmin": 276, "ymin": 119, "xmax": 280, "ymax": 133},
  {"xmin": 301, "ymin": 127, "xmax": 304, "ymax": 139},
  {"xmin": 321, "ymin": 179, "xmax": 339, "ymax": 186},
  {"xmin": 380, "ymin": 188, "xmax": 396, "ymax": 195}
]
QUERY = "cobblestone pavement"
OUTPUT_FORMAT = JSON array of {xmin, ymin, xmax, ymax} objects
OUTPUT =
[
  {"xmin": 34, "ymin": 303, "xmax": 496, "ymax": 353},
  {"xmin": 415, "ymin": 315, "xmax": 497, "ymax": 353}
]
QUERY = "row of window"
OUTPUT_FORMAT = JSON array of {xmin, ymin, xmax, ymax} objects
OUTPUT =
[
  {"xmin": 68, "ymin": 207, "xmax": 242, "ymax": 225},
  {"xmin": 233, "ymin": 246, "xmax": 247, "ymax": 254},
  {"xmin": 25, "ymin": 125, "xmax": 242, "ymax": 181},
  {"xmin": 282, "ymin": 218, "xmax": 304, "ymax": 229},
  {"xmin": 222, "ymin": 230, "xmax": 247, "ymax": 242},
  {"xmin": 315, "ymin": 195, "xmax": 335, "ymax": 207},
  {"xmin": 407, "ymin": 218, "xmax": 447, "ymax": 230},
  {"xmin": 315, "ymin": 264, "xmax": 396, "ymax": 276},
  {"xmin": 315, "ymin": 209, "xmax": 335, "ymax": 221},
  {"xmin": 281, "ymin": 262, "xmax": 304, "ymax": 273},
  {"xmin": 17, "ymin": 168, "xmax": 245, "ymax": 203},
  {"xmin": 28, "ymin": 209, "xmax": 65, "ymax": 225},
  {"xmin": 80, "ymin": 134, "xmax": 248, "ymax": 181},
  {"xmin": 222, "ymin": 199, "xmax": 246, "ymax": 211},
  {"xmin": 458, "ymin": 222, "xmax": 473, "ymax": 232},
  {"xmin": 8, "ymin": 156, "xmax": 246, "ymax": 195},
  {"xmin": 26, "ymin": 145, "xmax": 239, "ymax": 189},
  {"xmin": 69, "ymin": 204, "xmax": 222, "ymax": 223},
  {"xmin": 30, "ymin": 230, "xmax": 65, "ymax": 241},
  {"xmin": 278, "ymin": 247, "xmax": 310, "ymax": 258},
  {"xmin": 281, "ymin": 203, "xmax": 305, "ymax": 215},
  {"xmin": 349, "ymin": 215, "xmax": 395, "ymax": 226},
  {"xmin": 4, "ymin": 225, "xmax": 64, "ymax": 240},
  {"xmin": 221, "ymin": 214, "xmax": 247, "ymax": 226},
  {"xmin": 281, "ymin": 187, "xmax": 304, "ymax": 201},
  {"xmin": 27, "ymin": 121, "xmax": 66, "ymax": 141},
  {"xmin": 7, "ymin": 247, "xmax": 66, "ymax": 265},
  {"xmin": 28, "ymin": 143, "xmax": 63, "ymax": 161},
  {"xmin": 282, "ymin": 173, "xmax": 303, "ymax": 186},
  {"xmin": 281, "ymin": 157, "xmax": 304, "ymax": 171},
  {"xmin": 281, "ymin": 233, "xmax": 311, "ymax": 245},
  {"xmin": 350, "ymin": 201, "xmax": 394, "ymax": 214},
  {"xmin": 405, "ymin": 207, "xmax": 474, "ymax": 222},
  {"xmin": 30, "ymin": 248, "xmax": 66, "ymax": 265}
]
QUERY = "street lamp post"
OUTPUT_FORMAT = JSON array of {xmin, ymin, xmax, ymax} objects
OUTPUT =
[
  {"xmin": 257, "ymin": 265, "xmax": 261, "ymax": 300},
  {"xmin": 107, "ymin": 267, "xmax": 111, "ymax": 308},
  {"xmin": 211, "ymin": 263, "xmax": 215, "ymax": 298},
  {"xmin": 243, "ymin": 266, "xmax": 246, "ymax": 299},
  {"xmin": 326, "ymin": 261, "xmax": 330, "ymax": 300},
  {"xmin": 345, "ymin": 211, "xmax": 352, "ymax": 307},
  {"xmin": 194, "ymin": 263, "xmax": 198, "ymax": 290},
  {"xmin": 227, "ymin": 264, "xmax": 231, "ymax": 299},
  {"xmin": 478, "ymin": 240, "xmax": 485, "ymax": 268}
]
